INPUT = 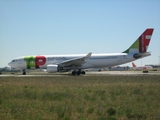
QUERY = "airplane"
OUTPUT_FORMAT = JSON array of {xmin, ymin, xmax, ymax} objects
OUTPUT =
[
  {"xmin": 8, "ymin": 28, "xmax": 154, "ymax": 75},
  {"xmin": 132, "ymin": 62, "xmax": 153, "ymax": 70}
]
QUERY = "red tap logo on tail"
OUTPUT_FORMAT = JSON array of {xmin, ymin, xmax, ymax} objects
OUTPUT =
[{"xmin": 139, "ymin": 29, "xmax": 154, "ymax": 53}]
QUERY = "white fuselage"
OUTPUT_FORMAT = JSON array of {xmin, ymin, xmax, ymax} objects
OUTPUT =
[{"xmin": 8, "ymin": 53, "xmax": 141, "ymax": 71}]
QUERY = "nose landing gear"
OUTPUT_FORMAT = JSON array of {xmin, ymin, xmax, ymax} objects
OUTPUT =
[{"xmin": 22, "ymin": 70, "xmax": 26, "ymax": 75}]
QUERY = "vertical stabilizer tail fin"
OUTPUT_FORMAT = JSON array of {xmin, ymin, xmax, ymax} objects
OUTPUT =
[
  {"xmin": 132, "ymin": 62, "xmax": 136, "ymax": 67},
  {"xmin": 123, "ymin": 28, "xmax": 154, "ymax": 53}
]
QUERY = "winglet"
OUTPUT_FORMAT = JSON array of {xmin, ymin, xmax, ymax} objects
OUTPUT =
[{"xmin": 84, "ymin": 52, "xmax": 92, "ymax": 59}]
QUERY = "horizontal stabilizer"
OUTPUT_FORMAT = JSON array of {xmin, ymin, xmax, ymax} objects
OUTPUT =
[{"xmin": 133, "ymin": 52, "xmax": 151, "ymax": 59}]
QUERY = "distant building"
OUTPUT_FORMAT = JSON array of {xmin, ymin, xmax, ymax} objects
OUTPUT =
[{"xmin": 108, "ymin": 66, "xmax": 130, "ymax": 71}]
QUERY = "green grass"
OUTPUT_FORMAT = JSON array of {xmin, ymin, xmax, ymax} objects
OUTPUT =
[{"xmin": 0, "ymin": 75, "xmax": 160, "ymax": 120}]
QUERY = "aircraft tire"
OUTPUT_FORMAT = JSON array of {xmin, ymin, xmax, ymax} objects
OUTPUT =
[
  {"xmin": 22, "ymin": 72, "xmax": 26, "ymax": 75},
  {"xmin": 81, "ymin": 71, "xmax": 85, "ymax": 75},
  {"xmin": 77, "ymin": 71, "xmax": 81, "ymax": 75},
  {"xmin": 22, "ymin": 70, "xmax": 26, "ymax": 75},
  {"xmin": 72, "ymin": 71, "xmax": 76, "ymax": 75}
]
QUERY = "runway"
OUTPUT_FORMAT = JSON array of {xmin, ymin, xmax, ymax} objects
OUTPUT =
[
  {"xmin": 0, "ymin": 70, "xmax": 160, "ymax": 77},
  {"xmin": 87, "ymin": 71, "xmax": 160, "ymax": 76}
]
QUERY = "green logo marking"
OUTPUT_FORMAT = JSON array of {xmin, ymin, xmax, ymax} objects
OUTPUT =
[{"xmin": 24, "ymin": 56, "xmax": 36, "ymax": 69}]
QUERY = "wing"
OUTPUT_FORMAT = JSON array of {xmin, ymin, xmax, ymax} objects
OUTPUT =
[{"xmin": 56, "ymin": 52, "xmax": 92, "ymax": 67}]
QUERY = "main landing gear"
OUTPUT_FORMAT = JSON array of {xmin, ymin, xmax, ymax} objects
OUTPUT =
[
  {"xmin": 22, "ymin": 70, "xmax": 26, "ymax": 75},
  {"xmin": 71, "ymin": 70, "xmax": 85, "ymax": 75}
]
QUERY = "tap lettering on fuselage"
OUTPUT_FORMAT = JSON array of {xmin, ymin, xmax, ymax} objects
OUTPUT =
[{"xmin": 24, "ymin": 56, "xmax": 46, "ymax": 69}]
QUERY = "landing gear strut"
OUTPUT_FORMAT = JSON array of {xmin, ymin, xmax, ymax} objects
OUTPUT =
[
  {"xmin": 71, "ymin": 70, "xmax": 85, "ymax": 75},
  {"xmin": 22, "ymin": 70, "xmax": 26, "ymax": 75}
]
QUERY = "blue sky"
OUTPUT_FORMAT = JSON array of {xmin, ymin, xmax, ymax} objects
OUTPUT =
[{"xmin": 0, "ymin": 0, "xmax": 160, "ymax": 67}]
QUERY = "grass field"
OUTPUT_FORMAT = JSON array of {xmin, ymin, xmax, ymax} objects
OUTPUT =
[{"xmin": 0, "ymin": 75, "xmax": 160, "ymax": 120}]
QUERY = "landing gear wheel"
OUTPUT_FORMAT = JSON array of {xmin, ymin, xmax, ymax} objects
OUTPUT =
[
  {"xmin": 77, "ymin": 71, "xmax": 81, "ymax": 75},
  {"xmin": 22, "ymin": 70, "xmax": 26, "ymax": 75},
  {"xmin": 81, "ymin": 71, "xmax": 85, "ymax": 75},
  {"xmin": 71, "ymin": 70, "xmax": 85, "ymax": 75},
  {"xmin": 72, "ymin": 71, "xmax": 76, "ymax": 75}
]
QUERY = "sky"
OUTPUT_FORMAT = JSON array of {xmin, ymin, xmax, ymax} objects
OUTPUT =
[{"xmin": 0, "ymin": 0, "xmax": 160, "ymax": 67}]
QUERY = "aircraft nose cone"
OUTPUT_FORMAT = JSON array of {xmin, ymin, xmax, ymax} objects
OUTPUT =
[{"xmin": 8, "ymin": 62, "xmax": 12, "ymax": 67}]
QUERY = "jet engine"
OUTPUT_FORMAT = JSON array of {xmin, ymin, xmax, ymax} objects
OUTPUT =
[{"xmin": 47, "ymin": 65, "xmax": 59, "ymax": 72}]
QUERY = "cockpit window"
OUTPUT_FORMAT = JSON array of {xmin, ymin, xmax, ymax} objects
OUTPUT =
[{"xmin": 12, "ymin": 60, "xmax": 16, "ymax": 62}]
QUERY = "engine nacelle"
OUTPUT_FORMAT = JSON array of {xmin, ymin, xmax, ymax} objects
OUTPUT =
[{"xmin": 47, "ymin": 64, "xmax": 59, "ymax": 73}]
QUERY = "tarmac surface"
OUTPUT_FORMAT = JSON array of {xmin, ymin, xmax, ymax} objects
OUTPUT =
[{"xmin": 0, "ymin": 71, "xmax": 160, "ymax": 77}]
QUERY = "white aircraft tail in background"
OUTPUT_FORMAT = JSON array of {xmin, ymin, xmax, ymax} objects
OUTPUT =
[
  {"xmin": 8, "ymin": 28, "xmax": 154, "ymax": 75},
  {"xmin": 132, "ymin": 62, "xmax": 153, "ymax": 70}
]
